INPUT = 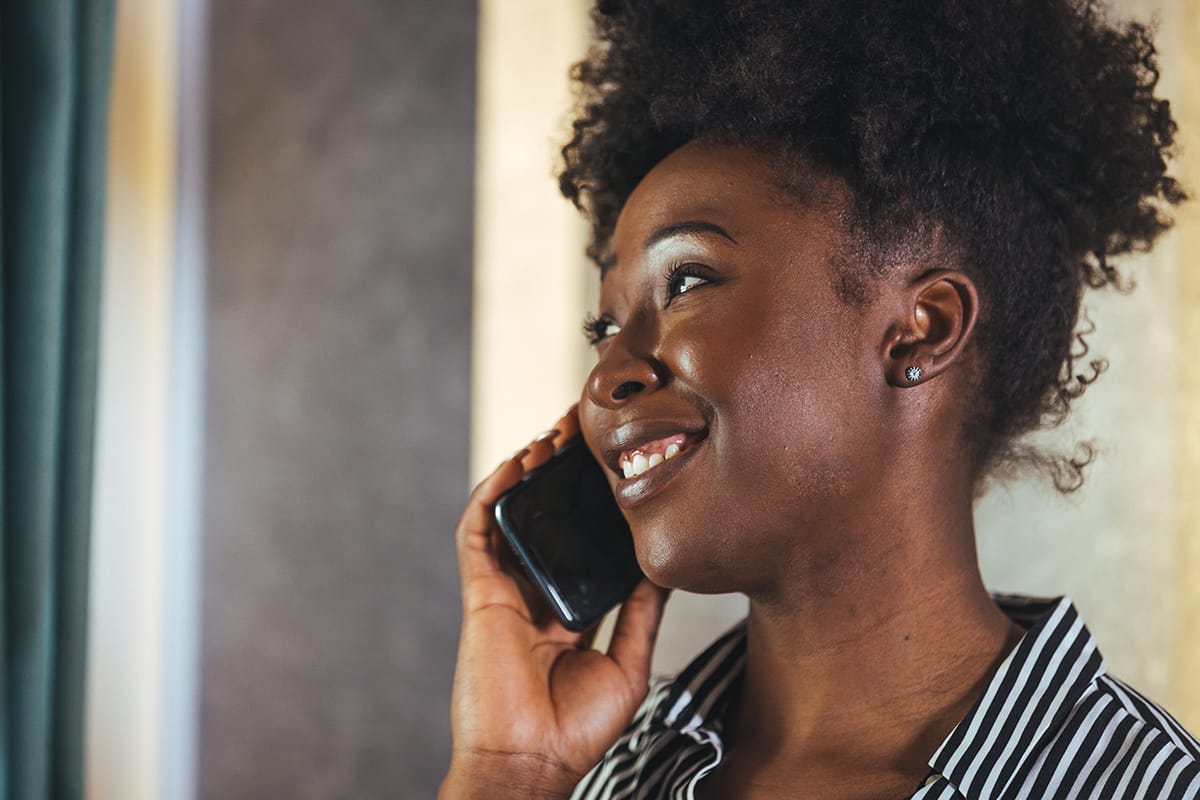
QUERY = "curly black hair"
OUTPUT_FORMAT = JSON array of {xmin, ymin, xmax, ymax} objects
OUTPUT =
[{"xmin": 558, "ymin": 0, "xmax": 1185, "ymax": 493}]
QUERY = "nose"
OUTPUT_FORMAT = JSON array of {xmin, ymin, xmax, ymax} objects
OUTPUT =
[{"xmin": 585, "ymin": 326, "xmax": 665, "ymax": 409}]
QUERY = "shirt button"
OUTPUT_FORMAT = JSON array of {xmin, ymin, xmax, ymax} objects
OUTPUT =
[{"xmin": 924, "ymin": 774, "xmax": 942, "ymax": 787}]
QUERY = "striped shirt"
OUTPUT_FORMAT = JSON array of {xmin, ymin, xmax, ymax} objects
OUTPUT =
[{"xmin": 570, "ymin": 594, "xmax": 1200, "ymax": 799}]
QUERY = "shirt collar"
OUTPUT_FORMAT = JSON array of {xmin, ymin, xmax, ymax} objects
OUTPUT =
[
  {"xmin": 929, "ymin": 594, "xmax": 1107, "ymax": 799},
  {"xmin": 653, "ymin": 621, "xmax": 747, "ymax": 733},
  {"xmin": 650, "ymin": 594, "xmax": 1107, "ymax": 799}
]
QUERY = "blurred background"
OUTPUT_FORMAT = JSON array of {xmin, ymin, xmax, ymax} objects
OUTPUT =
[{"xmin": 89, "ymin": 0, "xmax": 1199, "ymax": 798}]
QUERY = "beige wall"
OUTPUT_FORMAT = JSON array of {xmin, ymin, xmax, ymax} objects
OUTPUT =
[
  {"xmin": 92, "ymin": 0, "xmax": 207, "ymax": 798},
  {"xmin": 472, "ymin": 0, "xmax": 592, "ymax": 475},
  {"xmin": 90, "ymin": 0, "xmax": 179, "ymax": 797},
  {"xmin": 472, "ymin": 0, "xmax": 1200, "ymax": 722},
  {"xmin": 1169, "ymin": 0, "xmax": 1200, "ymax": 727}
]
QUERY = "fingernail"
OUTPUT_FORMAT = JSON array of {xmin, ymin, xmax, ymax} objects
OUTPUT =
[
  {"xmin": 510, "ymin": 447, "xmax": 530, "ymax": 461},
  {"xmin": 533, "ymin": 429, "xmax": 560, "ymax": 442}
]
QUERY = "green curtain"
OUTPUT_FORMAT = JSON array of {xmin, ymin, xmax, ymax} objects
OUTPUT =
[{"xmin": 1, "ymin": 1, "xmax": 115, "ymax": 798}]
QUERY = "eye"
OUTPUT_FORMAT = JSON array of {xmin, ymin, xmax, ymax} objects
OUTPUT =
[
  {"xmin": 666, "ymin": 264, "xmax": 713, "ymax": 303},
  {"xmin": 582, "ymin": 313, "xmax": 621, "ymax": 345}
]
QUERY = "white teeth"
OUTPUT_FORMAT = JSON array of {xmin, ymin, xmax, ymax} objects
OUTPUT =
[{"xmin": 621, "ymin": 442, "xmax": 685, "ymax": 479}]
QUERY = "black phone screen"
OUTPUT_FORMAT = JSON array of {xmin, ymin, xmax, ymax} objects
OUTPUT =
[{"xmin": 493, "ymin": 437, "xmax": 643, "ymax": 631}]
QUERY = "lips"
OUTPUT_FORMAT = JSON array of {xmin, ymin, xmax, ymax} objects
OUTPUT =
[{"xmin": 599, "ymin": 420, "xmax": 708, "ymax": 510}]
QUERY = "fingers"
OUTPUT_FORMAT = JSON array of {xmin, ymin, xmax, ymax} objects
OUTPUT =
[
  {"xmin": 519, "ymin": 434, "xmax": 560, "ymax": 472},
  {"xmin": 455, "ymin": 452, "xmax": 528, "ymax": 595},
  {"xmin": 607, "ymin": 579, "xmax": 671, "ymax": 689},
  {"xmin": 454, "ymin": 404, "xmax": 585, "ymax": 607},
  {"xmin": 548, "ymin": 403, "xmax": 581, "ymax": 447},
  {"xmin": 494, "ymin": 529, "xmax": 554, "ymax": 623},
  {"xmin": 514, "ymin": 403, "xmax": 582, "ymax": 473}
]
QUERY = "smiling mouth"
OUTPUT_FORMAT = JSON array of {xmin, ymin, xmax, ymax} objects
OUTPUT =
[
  {"xmin": 599, "ymin": 420, "xmax": 708, "ymax": 508},
  {"xmin": 618, "ymin": 434, "xmax": 689, "ymax": 479},
  {"xmin": 612, "ymin": 432, "xmax": 705, "ymax": 510}
]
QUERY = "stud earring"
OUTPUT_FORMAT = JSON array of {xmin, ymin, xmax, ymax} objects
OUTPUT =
[{"xmin": 905, "ymin": 365, "xmax": 923, "ymax": 383}]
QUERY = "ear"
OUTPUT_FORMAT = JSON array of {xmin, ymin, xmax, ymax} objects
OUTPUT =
[{"xmin": 881, "ymin": 270, "xmax": 979, "ymax": 387}]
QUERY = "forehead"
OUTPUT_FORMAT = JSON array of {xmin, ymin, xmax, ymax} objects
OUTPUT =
[{"xmin": 607, "ymin": 141, "xmax": 849, "ymax": 269}]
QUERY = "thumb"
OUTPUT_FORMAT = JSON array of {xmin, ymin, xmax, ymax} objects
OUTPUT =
[{"xmin": 607, "ymin": 579, "xmax": 670, "ymax": 688}]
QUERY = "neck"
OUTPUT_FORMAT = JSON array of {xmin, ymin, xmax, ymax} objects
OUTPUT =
[{"xmin": 718, "ymin": 477, "xmax": 1024, "ymax": 792}]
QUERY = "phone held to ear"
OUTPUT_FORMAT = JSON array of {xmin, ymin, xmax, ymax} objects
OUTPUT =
[{"xmin": 494, "ymin": 437, "xmax": 643, "ymax": 632}]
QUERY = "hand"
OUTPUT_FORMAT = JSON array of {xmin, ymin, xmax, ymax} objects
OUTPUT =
[{"xmin": 440, "ymin": 405, "xmax": 669, "ymax": 800}]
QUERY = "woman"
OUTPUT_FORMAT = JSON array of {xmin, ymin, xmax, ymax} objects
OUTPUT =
[{"xmin": 441, "ymin": 0, "xmax": 1196, "ymax": 797}]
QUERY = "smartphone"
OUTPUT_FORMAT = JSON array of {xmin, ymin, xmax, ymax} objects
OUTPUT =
[{"xmin": 494, "ymin": 436, "xmax": 643, "ymax": 632}]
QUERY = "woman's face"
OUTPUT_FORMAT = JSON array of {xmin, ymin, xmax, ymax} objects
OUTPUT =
[{"xmin": 579, "ymin": 141, "xmax": 899, "ymax": 595}]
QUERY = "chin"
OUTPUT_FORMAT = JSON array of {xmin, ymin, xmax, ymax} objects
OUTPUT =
[{"xmin": 630, "ymin": 519, "xmax": 741, "ymax": 593}]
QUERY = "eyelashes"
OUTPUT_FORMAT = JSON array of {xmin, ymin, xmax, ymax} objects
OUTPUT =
[
  {"xmin": 582, "ymin": 312, "xmax": 620, "ymax": 345},
  {"xmin": 664, "ymin": 263, "xmax": 711, "ymax": 301},
  {"xmin": 582, "ymin": 262, "xmax": 718, "ymax": 345}
]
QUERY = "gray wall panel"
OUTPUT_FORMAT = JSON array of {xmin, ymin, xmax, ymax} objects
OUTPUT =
[{"xmin": 201, "ymin": 2, "xmax": 475, "ymax": 795}]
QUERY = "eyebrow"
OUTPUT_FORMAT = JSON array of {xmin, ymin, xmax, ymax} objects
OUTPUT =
[
  {"xmin": 601, "ymin": 220, "xmax": 739, "ymax": 280},
  {"xmin": 644, "ymin": 220, "xmax": 738, "ymax": 250}
]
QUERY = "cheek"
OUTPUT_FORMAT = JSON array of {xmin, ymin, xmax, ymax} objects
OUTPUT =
[{"xmin": 671, "ymin": 301, "xmax": 864, "ymax": 503}]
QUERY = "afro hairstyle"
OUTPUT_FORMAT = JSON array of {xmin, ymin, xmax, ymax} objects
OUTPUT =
[{"xmin": 558, "ymin": 0, "xmax": 1186, "ymax": 493}]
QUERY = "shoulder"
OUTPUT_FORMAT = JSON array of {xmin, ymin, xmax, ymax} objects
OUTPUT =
[
  {"xmin": 1088, "ymin": 673, "xmax": 1200, "ymax": 794},
  {"xmin": 938, "ymin": 594, "xmax": 1200, "ymax": 798},
  {"xmin": 1095, "ymin": 674, "xmax": 1200, "ymax": 759},
  {"xmin": 1002, "ymin": 658, "xmax": 1200, "ymax": 797}
]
